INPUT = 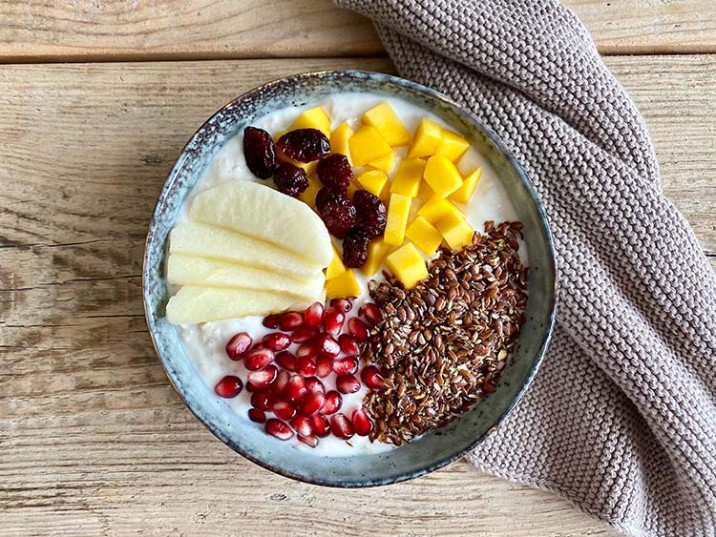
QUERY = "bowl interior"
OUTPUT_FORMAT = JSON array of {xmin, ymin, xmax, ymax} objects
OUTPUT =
[{"xmin": 143, "ymin": 70, "xmax": 556, "ymax": 487}]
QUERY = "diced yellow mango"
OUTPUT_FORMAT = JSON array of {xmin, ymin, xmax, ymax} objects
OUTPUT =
[
  {"xmin": 369, "ymin": 150, "xmax": 395, "ymax": 173},
  {"xmin": 349, "ymin": 125, "xmax": 393, "ymax": 167},
  {"xmin": 423, "ymin": 155, "xmax": 463, "ymax": 197},
  {"xmin": 299, "ymin": 176, "xmax": 321, "ymax": 208},
  {"xmin": 390, "ymin": 158, "xmax": 426, "ymax": 198},
  {"xmin": 363, "ymin": 238, "xmax": 392, "ymax": 276},
  {"xmin": 407, "ymin": 118, "xmax": 443, "ymax": 159},
  {"xmin": 384, "ymin": 193, "xmax": 412, "ymax": 246},
  {"xmin": 417, "ymin": 196, "xmax": 464, "ymax": 225},
  {"xmin": 435, "ymin": 212, "xmax": 475, "ymax": 250},
  {"xmin": 435, "ymin": 129, "xmax": 470, "ymax": 162},
  {"xmin": 325, "ymin": 269, "xmax": 362, "ymax": 299},
  {"xmin": 385, "ymin": 243, "xmax": 428, "ymax": 289},
  {"xmin": 356, "ymin": 169, "xmax": 389, "ymax": 201},
  {"xmin": 416, "ymin": 181, "xmax": 435, "ymax": 204},
  {"xmin": 450, "ymin": 167, "xmax": 483, "ymax": 205},
  {"xmin": 406, "ymin": 216, "xmax": 443, "ymax": 256},
  {"xmin": 362, "ymin": 102, "xmax": 412, "ymax": 146},
  {"xmin": 325, "ymin": 245, "xmax": 346, "ymax": 280},
  {"xmin": 330, "ymin": 122, "xmax": 354, "ymax": 164},
  {"xmin": 289, "ymin": 106, "xmax": 331, "ymax": 137}
]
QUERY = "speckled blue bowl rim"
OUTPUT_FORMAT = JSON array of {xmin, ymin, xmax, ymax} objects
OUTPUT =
[{"xmin": 143, "ymin": 70, "xmax": 557, "ymax": 487}]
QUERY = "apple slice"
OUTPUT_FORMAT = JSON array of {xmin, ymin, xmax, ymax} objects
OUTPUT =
[
  {"xmin": 189, "ymin": 180, "xmax": 332, "ymax": 266},
  {"xmin": 166, "ymin": 286, "xmax": 313, "ymax": 325},
  {"xmin": 166, "ymin": 253, "xmax": 324, "ymax": 300},
  {"xmin": 169, "ymin": 222, "xmax": 320, "ymax": 279}
]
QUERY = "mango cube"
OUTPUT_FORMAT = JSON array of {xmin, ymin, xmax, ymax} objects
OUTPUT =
[
  {"xmin": 417, "ymin": 196, "xmax": 464, "ymax": 225},
  {"xmin": 450, "ymin": 167, "xmax": 483, "ymax": 205},
  {"xmin": 362, "ymin": 102, "xmax": 412, "ymax": 147},
  {"xmin": 386, "ymin": 243, "xmax": 428, "ymax": 289},
  {"xmin": 349, "ymin": 125, "xmax": 393, "ymax": 166},
  {"xmin": 325, "ymin": 245, "xmax": 346, "ymax": 280},
  {"xmin": 384, "ymin": 193, "xmax": 412, "ymax": 246},
  {"xmin": 325, "ymin": 269, "xmax": 362, "ymax": 299},
  {"xmin": 356, "ymin": 169, "xmax": 389, "ymax": 200},
  {"xmin": 435, "ymin": 212, "xmax": 475, "ymax": 250},
  {"xmin": 289, "ymin": 106, "xmax": 331, "ymax": 137},
  {"xmin": 369, "ymin": 150, "xmax": 395, "ymax": 173},
  {"xmin": 330, "ymin": 122, "xmax": 354, "ymax": 164},
  {"xmin": 363, "ymin": 238, "xmax": 392, "ymax": 276},
  {"xmin": 435, "ymin": 129, "xmax": 470, "ymax": 162},
  {"xmin": 299, "ymin": 176, "xmax": 321, "ymax": 208},
  {"xmin": 407, "ymin": 118, "xmax": 443, "ymax": 158},
  {"xmin": 416, "ymin": 181, "xmax": 435, "ymax": 204},
  {"xmin": 423, "ymin": 155, "xmax": 463, "ymax": 197},
  {"xmin": 390, "ymin": 158, "xmax": 426, "ymax": 198},
  {"xmin": 406, "ymin": 216, "xmax": 443, "ymax": 256}
]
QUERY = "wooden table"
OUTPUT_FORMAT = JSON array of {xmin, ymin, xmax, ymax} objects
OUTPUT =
[{"xmin": 1, "ymin": 2, "xmax": 714, "ymax": 536}]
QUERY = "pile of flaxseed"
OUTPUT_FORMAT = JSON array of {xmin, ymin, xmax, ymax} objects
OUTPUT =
[{"xmin": 363, "ymin": 221, "xmax": 529, "ymax": 445}]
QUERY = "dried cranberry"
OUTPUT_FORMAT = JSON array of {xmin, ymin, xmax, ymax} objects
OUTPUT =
[
  {"xmin": 273, "ymin": 162, "xmax": 309, "ymax": 198},
  {"xmin": 316, "ymin": 154, "xmax": 352, "ymax": 191},
  {"xmin": 342, "ymin": 227, "xmax": 370, "ymax": 268},
  {"xmin": 243, "ymin": 126, "xmax": 276, "ymax": 179},
  {"xmin": 316, "ymin": 188, "xmax": 356, "ymax": 239},
  {"xmin": 353, "ymin": 190, "xmax": 387, "ymax": 238},
  {"xmin": 277, "ymin": 129, "xmax": 330, "ymax": 163}
]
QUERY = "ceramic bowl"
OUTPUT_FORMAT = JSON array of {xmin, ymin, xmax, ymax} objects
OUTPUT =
[{"xmin": 143, "ymin": 70, "xmax": 556, "ymax": 487}]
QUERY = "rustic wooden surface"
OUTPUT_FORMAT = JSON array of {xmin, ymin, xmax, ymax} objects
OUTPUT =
[
  {"xmin": 0, "ymin": 0, "xmax": 715, "ymax": 62},
  {"xmin": 0, "ymin": 3, "xmax": 714, "ymax": 536}
]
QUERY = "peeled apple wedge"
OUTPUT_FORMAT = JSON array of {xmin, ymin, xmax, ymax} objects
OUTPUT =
[
  {"xmin": 189, "ymin": 181, "xmax": 333, "ymax": 266},
  {"xmin": 170, "ymin": 222, "xmax": 320, "ymax": 279},
  {"xmin": 166, "ymin": 254, "xmax": 324, "ymax": 299},
  {"xmin": 166, "ymin": 286, "xmax": 311, "ymax": 325}
]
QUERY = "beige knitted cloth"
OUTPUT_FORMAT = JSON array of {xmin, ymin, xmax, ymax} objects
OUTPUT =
[{"xmin": 335, "ymin": 1, "xmax": 716, "ymax": 535}]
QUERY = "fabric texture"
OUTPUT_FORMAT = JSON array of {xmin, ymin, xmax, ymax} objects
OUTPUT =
[{"xmin": 334, "ymin": 1, "xmax": 716, "ymax": 535}]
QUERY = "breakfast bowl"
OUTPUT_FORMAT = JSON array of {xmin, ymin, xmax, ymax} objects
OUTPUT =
[{"xmin": 143, "ymin": 70, "xmax": 556, "ymax": 487}]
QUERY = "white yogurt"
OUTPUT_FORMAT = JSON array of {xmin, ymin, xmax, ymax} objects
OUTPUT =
[{"xmin": 175, "ymin": 93, "xmax": 527, "ymax": 456}]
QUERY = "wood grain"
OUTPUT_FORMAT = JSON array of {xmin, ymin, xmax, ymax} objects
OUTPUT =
[
  {"xmin": 0, "ymin": 0, "xmax": 715, "ymax": 63},
  {"xmin": 0, "ymin": 55, "xmax": 713, "ymax": 536}
]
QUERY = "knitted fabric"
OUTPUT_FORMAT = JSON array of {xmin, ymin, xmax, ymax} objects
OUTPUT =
[{"xmin": 334, "ymin": 1, "xmax": 716, "ymax": 535}]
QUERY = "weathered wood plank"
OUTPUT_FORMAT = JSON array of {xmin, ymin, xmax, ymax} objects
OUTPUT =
[
  {"xmin": 0, "ymin": 0, "xmax": 714, "ymax": 63},
  {"xmin": 0, "ymin": 56, "xmax": 713, "ymax": 536}
]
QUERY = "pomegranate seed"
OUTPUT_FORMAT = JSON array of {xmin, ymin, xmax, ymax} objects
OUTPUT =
[
  {"xmin": 322, "ymin": 308, "xmax": 345, "ymax": 335},
  {"xmin": 352, "ymin": 408, "xmax": 373, "ymax": 436},
  {"xmin": 291, "ymin": 325, "xmax": 316, "ymax": 343},
  {"xmin": 246, "ymin": 365, "xmax": 278, "ymax": 389},
  {"xmin": 361, "ymin": 365, "xmax": 385, "ymax": 390},
  {"xmin": 311, "ymin": 414, "xmax": 331, "ymax": 437},
  {"xmin": 250, "ymin": 389, "xmax": 274, "ymax": 411},
  {"xmin": 315, "ymin": 357, "xmax": 333, "ymax": 378},
  {"xmin": 322, "ymin": 391, "xmax": 342, "ymax": 414},
  {"xmin": 332, "ymin": 356, "xmax": 358, "ymax": 375},
  {"xmin": 347, "ymin": 317, "xmax": 369, "ymax": 341},
  {"xmin": 298, "ymin": 434, "xmax": 318, "ymax": 448},
  {"xmin": 336, "ymin": 374, "xmax": 361, "ymax": 394},
  {"xmin": 248, "ymin": 408, "xmax": 267, "ymax": 423},
  {"xmin": 329, "ymin": 298, "xmax": 353, "ymax": 313},
  {"xmin": 279, "ymin": 312, "xmax": 303, "ymax": 331},
  {"xmin": 273, "ymin": 369, "xmax": 290, "ymax": 394},
  {"xmin": 263, "ymin": 314, "xmax": 280, "ymax": 329},
  {"xmin": 303, "ymin": 302, "xmax": 324, "ymax": 328},
  {"xmin": 244, "ymin": 348, "xmax": 275, "ymax": 370},
  {"xmin": 214, "ymin": 376, "xmax": 243, "ymax": 398},
  {"xmin": 359, "ymin": 302, "xmax": 381, "ymax": 325},
  {"xmin": 265, "ymin": 419, "xmax": 294, "ymax": 441},
  {"xmin": 273, "ymin": 399, "xmax": 296, "ymax": 420},
  {"xmin": 286, "ymin": 375, "xmax": 308, "ymax": 403},
  {"xmin": 295, "ymin": 355, "xmax": 317, "ymax": 377},
  {"xmin": 225, "ymin": 332, "xmax": 252, "ymax": 360},
  {"xmin": 296, "ymin": 342, "xmax": 318, "ymax": 359},
  {"xmin": 275, "ymin": 351, "xmax": 297, "ymax": 371},
  {"xmin": 263, "ymin": 332, "xmax": 291, "ymax": 351},
  {"xmin": 304, "ymin": 376, "xmax": 325, "ymax": 394},
  {"xmin": 316, "ymin": 333, "xmax": 340, "ymax": 358},
  {"xmin": 290, "ymin": 415, "xmax": 313, "ymax": 437},
  {"xmin": 338, "ymin": 334, "xmax": 360, "ymax": 356},
  {"xmin": 300, "ymin": 391, "xmax": 326, "ymax": 417},
  {"xmin": 330, "ymin": 413, "xmax": 354, "ymax": 439}
]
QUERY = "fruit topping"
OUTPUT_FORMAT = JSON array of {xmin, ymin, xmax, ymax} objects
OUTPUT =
[
  {"xmin": 247, "ymin": 365, "xmax": 278, "ymax": 389},
  {"xmin": 322, "ymin": 391, "xmax": 343, "ymax": 414},
  {"xmin": 244, "ymin": 348, "xmax": 275, "ymax": 371},
  {"xmin": 303, "ymin": 301, "xmax": 324, "ymax": 328},
  {"xmin": 273, "ymin": 161, "xmax": 309, "ymax": 198},
  {"xmin": 265, "ymin": 419, "xmax": 294, "ymax": 440},
  {"xmin": 342, "ymin": 227, "xmax": 370, "ymax": 268},
  {"xmin": 273, "ymin": 399, "xmax": 297, "ymax": 421},
  {"xmin": 311, "ymin": 414, "xmax": 331, "ymax": 437},
  {"xmin": 251, "ymin": 390, "xmax": 275, "ymax": 411},
  {"xmin": 360, "ymin": 365, "xmax": 385, "ymax": 390},
  {"xmin": 278, "ymin": 311, "xmax": 303, "ymax": 331},
  {"xmin": 322, "ymin": 307, "xmax": 345, "ymax": 335},
  {"xmin": 358, "ymin": 302, "xmax": 381, "ymax": 325},
  {"xmin": 347, "ymin": 317, "xmax": 369, "ymax": 341},
  {"xmin": 330, "ymin": 413, "xmax": 354, "ymax": 439},
  {"xmin": 316, "ymin": 154, "xmax": 353, "ymax": 191},
  {"xmin": 336, "ymin": 374, "xmax": 361, "ymax": 394},
  {"xmin": 248, "ymin": 408, "xmax": 267, "ymax": 423},
  {"xmin": 243, "ymin": 126, "xmax": 276, "ymax": 179},
  {"xmin": 226, "ymin": 332, "xmax": 252, "ymax": 360},
  {"xmin": 214, "ymin": 375, "xmax": 243, "ymax": 398},
  {"xmin": 329, "ymin": 297, "xmax": 353, "ymax": 313},
  {"xmin": 338, "ymin": 333, "xmax": 360, "ymax": 355},
  {"xmin": 275, "ymin": 351, "xmax": 297, "ymax": 371},
  {"xmin": 300, "ymin": 392, "xmax": 326, "ymax": 417},
  {"xmin": 316, "ymin": 187, "xmax": 356, "ymax": 239},
  {"xmin": 263, "ymin": 332, "xmax": 291, "ymax": 351},
  {"xmin": 353, "ymin": 190, "xmax": 387, "ymax": 238},
  {"xmin": 332, "ymin": 357, "xmax": 358, "ymax": 375},
  {"xmin": 277, "ymin": 128, "xmax": 330, "ymax": 163},
  {"xmin": 352, "ymin": 408, "xmax": 374, "ymax": 436}
]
